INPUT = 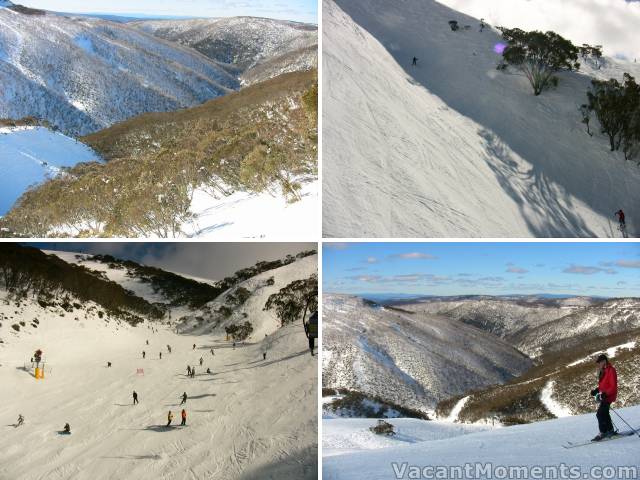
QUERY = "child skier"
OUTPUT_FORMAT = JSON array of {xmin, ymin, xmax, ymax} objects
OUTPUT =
[
  {"xmin": 181, "ymin": 409, "xmax": 187, "ymax": 426},
  {"xmin": 166, "ymin": 411, "xmax": 173, "ymax": 427}
]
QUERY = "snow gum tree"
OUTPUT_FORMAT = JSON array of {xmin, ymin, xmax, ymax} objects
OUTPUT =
[
  {"xmin": 498, "ymin": 28, "xmax": 580, "ymax": 95},
  {"xmin": 587, "ymin": 73, "xmax": 640, "ymax": 160}
]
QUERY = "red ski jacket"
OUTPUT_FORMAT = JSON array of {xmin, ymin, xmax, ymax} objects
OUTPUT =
[{"xmin": 598, "ymin": 364, "xmax": 618, "ymax": 403}]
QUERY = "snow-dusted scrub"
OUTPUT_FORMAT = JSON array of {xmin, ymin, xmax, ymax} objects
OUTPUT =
[
  {"xmin": 436, "ymin": 327, "xmax": 640, "ymax": 424},
  {"xmin": 131, "ymin": 16, "xmax": 317, "ymax": 86},
  {"xmin": 0, "ymin": 6, "xmax": 237, "ymax": 136},
  {"xmin": 0, "ymin": 70, "xmax": 317, "ymax": 238}
]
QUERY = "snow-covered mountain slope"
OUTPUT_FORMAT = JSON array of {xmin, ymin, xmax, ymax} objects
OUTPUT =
[
  {"xmin": 323, "ymin": 406, "xmax": 640, "ymax": 480},
  {"xmin": 518, "ymin": 298, "xmax": 640, "ymax": 356},
  {"xmin": 323, "ymin": 0, "xmax": 640, "ymax": 238},
  {"xmin": 396, "ymin": 296, "xmax": 640, "ymax": 357},
  {"xmin": 0, "ymin": 6, "xmax": 238, "ymax": 135},
  {"xmin": 0, "ymin": 126, "xmax": 100, "ymax": 214},
  {"xmin": 1, "ymin": 69, "xmax": 317, "ymax": 239},
  {"xmin": 41, "ymin": 249, "xmax": 317, "ymax": 340},
  {"xmin": 0, "ymin": 299, "xmax": 317, "ymax": 480},
  {"xmin": 179, "ymin": 254, "xmax": 318, "ymax": 340},
  {"xmin": 322, "ymin": 295, "xmax": 532, "ymax": 411},
  {"xmin": 403, "ymin": 298, "xmax": 578, "ymax": 341},
  {"xmin": 132, "ymin": 17, "xmax": 317, "ymax": 85}
]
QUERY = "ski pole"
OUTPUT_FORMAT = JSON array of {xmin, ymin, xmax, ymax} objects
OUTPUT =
[{"xmin": 610, "ymin": 407, "xmax": 640, "ymax": 439}]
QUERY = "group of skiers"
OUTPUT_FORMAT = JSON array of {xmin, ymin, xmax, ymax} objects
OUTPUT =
[{"xmin": 166, "ymin": 409, "xmax": 187, "ymax": 427}]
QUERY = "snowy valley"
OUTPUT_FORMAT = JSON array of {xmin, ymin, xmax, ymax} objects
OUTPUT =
[
  {"xmin": 323, "ymin": 292, "xmax": 640, "ymax": 477},
  {"xmin": 0, "ymin": 3, "xmax": 318, "ymax": 238},
  {"xmin": 0, "ymin": 245, "xmax": 318, "ymax": 480}
]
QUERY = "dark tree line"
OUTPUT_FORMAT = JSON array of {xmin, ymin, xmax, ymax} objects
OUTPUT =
[
  {"xmin": 0, "ymin": 245, "xmax": 163, "ymax": 319},
  {"xmin": 584, "ymin": 73, "xmax": 640, "ymax": 162}
]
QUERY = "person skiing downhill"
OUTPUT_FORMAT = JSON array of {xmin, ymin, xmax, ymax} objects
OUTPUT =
[
  {"xmin": 133, "ymin": 391, "xmax": 139, "ymax": 405},
  {"xmin": 63, "ymin": 423, "xmax": 71, "ymax": 434},
  {"xmin": 166, "ymin": 411, "xmax": 173, "ymax": 427},
  {"xmin": 412, "ymin": 56, "xmax": 418, "ymax": 66},
  {"xmin": 615, "ymin": 209, "xmax": 625, "ymax": 226},
  {"xmin": 181, "ymin": 409, "xmax": 187, "ymax": 426},
  {"xmin": 180, "ymin": 392, "xmax": 188, "ymax": 405},
  {"xmin": 16, "ymin": 414, "xmax": 24, "ymax": 427},
  {"xmin": 142, "ymin": 351, "xmax": 146, "ymax": 359},
  {"xmin": 187, "ymin": 366, "xmax": 192, "ymax": 377},
  {"xmin": 193, "ymin": 344, "xmax": 196, "ymax": 350},
  {"xmin": 590, "ymin": 354, "xmax": 618, "ymax": 441},
  {"xmin": 210, "ymin": 348, "xmax": 214, "ymax": 356},
  {"xmin": 199, "ymin": 357, "xmax": 203, "ymax": 366}
]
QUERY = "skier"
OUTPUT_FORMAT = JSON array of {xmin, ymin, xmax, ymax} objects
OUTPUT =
[
  {"xmin": 206, "ymin": 367, "xmax": 211, "ymax": 374},
  {"xmin": 412, "ymin": 56, "xmax": 418, "ymax": 66},
  {"xmin": 181, "ymin": 409, "xmax": 187, "ymax": 426},
  {"xmin": 159, "ymin": 352, "xmax": 162, "ymax": 360},
  {"xmin": 233, "ymin": 342, "xmax": 236, "ymax": 350},
  {"xmin": 187, "ymin": 366, "xmax": 192, "ymax": 376},
  {"xmin": 107, "ymin": 361, "xmax": 112, "ymax": 368},
  {"xmin": 590, "ymin": 354, "xmax": 618, "ymax": 441},
  {"xmin": 480, "ymin": 18, "xmax": 486, "ymax": 32},
  {"xmin": 167, "ymin": 345, "xmax": 171, "ymax": 353},
  {"xmin": 191, "ymin": 367, "xmax": 195, "ymax": 378},
  {"xmin": 193, "ymin": 343, "xmax": 196, "ymax": 350},
  {"xmin": 180, "ymin": 392, "xmax": 188, "ymax": 405},
  {"xmin": 305, "ymin": 312, "xmax": 318, "ymax": 356},
  {"xmin": 210, "ymin": 348, "xmax": 215, "ymax": 356},
  {"xmin": 263, "ymin": 351, "xmax": 267, "ymax": 361},
  {"xmin": 615, "ymin": 209, "xmax": 626, "ymax": 230},
  {"xmin": 16, "ymin": 414, "xmax": 24, "ymax": 427},
  {"xmin": 133, "ymin": 390, "xmax": 139, "ymax": 405},
  {"xmin": 142, "ymin": 351, "xmax": 146, "ymax": 359},
  {"xmin": 63, "ymin": 423, "xmax": 71, "ymax": 434},
  {"xmin": 199, "ymin": 357, "xmax": 203, "ymax": 366},
  {"xmin": 146, "ymin": 340, "xmax": 149, "ymax": 345},
  {"xmin": 166, "ymin": 411, "xmax": 173, "ymax": 427}
]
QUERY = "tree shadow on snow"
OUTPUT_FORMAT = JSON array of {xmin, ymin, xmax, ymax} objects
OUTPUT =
[{"xmin": 479, "ymin": 129, "xmax": 597, "ymax": 237}]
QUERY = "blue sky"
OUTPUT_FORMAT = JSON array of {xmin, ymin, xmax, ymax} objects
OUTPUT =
[
  {"xmin": 324, "ymin": 243, "xmax": 640, "ymax": 298},
  {"xmin": 19, "ymin": 0, "xmax": 317, "ymax": 23}
]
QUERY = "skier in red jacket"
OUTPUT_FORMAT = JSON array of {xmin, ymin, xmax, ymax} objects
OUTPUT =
[{"xmin": 590, "ymin": 354, "xmax": 618, "ymax": 441}]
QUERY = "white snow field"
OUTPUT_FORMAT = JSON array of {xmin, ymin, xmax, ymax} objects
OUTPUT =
[
  {"xmin": 0, "ymin": 126, "xmax": 100, "ymax": 214},
  {"xmin": 182, "ymin": 179, "xmax": 318, "ymax": 239},
  {"xmin": 323, "ymin": 407, "xmax": 640, "ymax": 479},
  {"xmin": 323, "ymin": 417, "xmax": 491, "ymax": 458},
  {"xmin": 323, "ymin": 0, "xmax": 640, "ymax": 238}
]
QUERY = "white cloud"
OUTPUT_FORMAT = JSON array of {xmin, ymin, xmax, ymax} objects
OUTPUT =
[{"xmin": 437, "ymin": 0, "xmax": 640, "ymax": 60}]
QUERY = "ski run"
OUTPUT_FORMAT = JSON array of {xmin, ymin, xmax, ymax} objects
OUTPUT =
[{"xmin": 323, "ymin": 405, "xmax": 640, "ymax": 480}]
